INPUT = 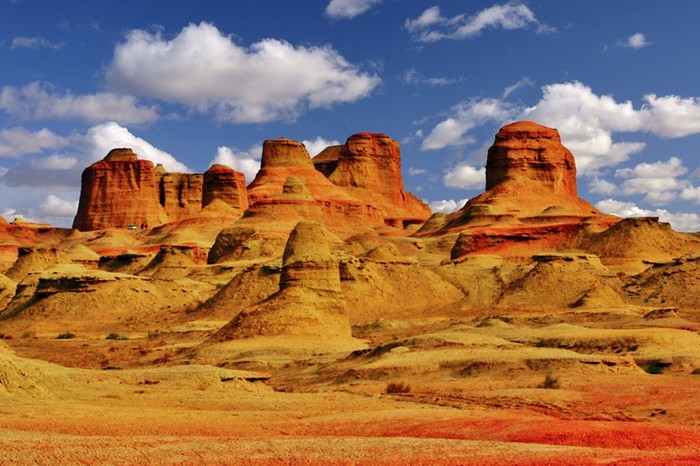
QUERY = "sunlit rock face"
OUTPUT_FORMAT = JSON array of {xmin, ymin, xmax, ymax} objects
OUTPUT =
[{"xmin": 73, "ymin": 148, "xmax": 168, "ymax": 231}]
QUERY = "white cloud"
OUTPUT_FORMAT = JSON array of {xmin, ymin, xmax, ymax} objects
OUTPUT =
[
  {"xmin": 615, "ymin": 157, "xmax": 690, "ymax": 205},
  {"xmin": 618, "ymin": 33, "xmax": 651, "ymax": 50},
  {"xmin": 211, "ymin": 146, "xmax": 262, "ymax": 184},
  {"xmin": 0, "ymin": 82, "xmax": 158, "ymax": 124},
  {"xmin": 428, "ymin": 198, "xmax": 469, "ymax": 213},
  {"xmin": 444, "ymin": 164, "xmax": 485, "ymax": 189},
  {"xmin": 588, "ymin": 177, "xmax": 617, "ymax": 195},
  {"xmin": 400, "ymin": 68, "xmax": 462, "ymax": 86},
  {"xmin": 78, "ymin": 122, "xmax": 189, "ymax": 172},
  {"xmin": 422, "ymin": 98, "xmax": 517, "ymax": 150},
  {"xmin": 1, "ymin": 122, "xmax": 189, "ymax": 189},
  {"xmin": 30, "ymin": 154, "xmax": 78, "ymax": 170},
  {"xmin": 0, "ymin": 127, "xmax": 68, "ymax": 157},
  {"xmin": 325, "ymin": 0, "xmax": 382, "ymax": 19},
  {"xmin": 408, "ymin": 167, "xmax": 426, "ymax": 176},
  {"xmin": 641, "ymin": 94, "xmax": 700, "ymax": 138},
  {"xmin": 106, "ymin": 22, "xmax": 379, "ymax": 123},
  {"xmin": 406, "ymin": 2, "xmax": 551, "ymax": 42},
  {"xmin": 301, "ymin": 137, "xmax": 340, "ymax": 156},
  {"xmin": 40, "ymin": 195, "xmax": 78, "ymax": 217},
  {"xmin": 10, "ymin": 36, "xmax": 64, "ymax": 50},
  {"xmin": 596, "ymin": 199, "xmax": 700, "ymax": 232},
  {"xmin": 681, "ymin": 186, "xmax": 700, "ymax": 202},
  {"xmin": 502, "ymin": 76, "xmax": 535, "ymax": 98}
]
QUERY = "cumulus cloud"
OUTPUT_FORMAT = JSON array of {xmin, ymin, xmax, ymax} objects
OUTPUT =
[
  {"xmin": 10, "ymin": 36, "xmax": 64, "ymax": 50},
  {"xmin": 301, "ymin": 137, "xmax": 340, "ymax": 156},
  {"xmin": 422, "ymin": 98, "xmax": 517, "ymax": 150},
  {"xmin": 641, "ymin": 94, "xmax": 700, "ymax": 138},
  {"xmin": 105, "ymin": 22, "xmax": 379, "ymax": 123},
  {"xmin": 588, "ymin": 177, "xmax": 617, "ymax": 195},
  {"xmin": 0, "ymin": 82, "xmax": 158, "ymax": 124},
  {"xmin": 444, "ymin": 164, "xmax": 485, "ymax": 189},
  {"xmin": 615, "ymin": 157, "xmax": 690, "ymax": 205},
  {"xmin": 211, "ymin": 145, "xmax": 262, "ymax": 184},
  {"xmin": 681, "ymin": 186, "xmax": 700, "ymax": 203},
  {"xmin": 40, "ymin": 194, "xmax": 78, "ymax": 217},
  {"xmin": 618, "ymin": 33, "xmax": 651, "ymax": 50},
  {"xmin": 1, "ymin": 122, "xmax": 189, "ymax": 190},
  {"xmin": 596, "ymin": 199, "xmax": 700, "ymax": 232},
  {"xmin": 0, "ymin": 127, "xmax": 68, "ymax": 157},
  {"xmin": 325, "ymin": 0, "xmax": 382, "ymax": 19},
  {"xmin": 405, "ymin": 2, "xmax": 551, "ymax": 42},
  {"xmin": 428, "ymin": 198, "xmax": 469, "ymax": 213}
]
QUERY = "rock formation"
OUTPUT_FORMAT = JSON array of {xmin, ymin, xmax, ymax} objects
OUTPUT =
[
  {"xmin": 156, "ymin": 167, "xmax": 204, "ymax": 221},
  {"xmin": 73, "ymin": 149, "xmax": 249, "ymax": 231},
  {"xmin": 313, "ymin": 133, "xmax": 431, "ymax": 228},
  {"xmin": 239, "ymin": 138, "xmax": 385, "ymax": 239},
  {"xmin": 202, "ymin": 164, "xmax": 249, "ymax": 212},
  {"xmin": 418, "ymin": 121, "xmax": 619, "ymax": 259},
  {"xmin": 73, "ymin": 149, "xmax": 169, "ymax": 231},
  {"xmin": 213, "ymin": 221, "xmax": 350, "ymax": 340}
]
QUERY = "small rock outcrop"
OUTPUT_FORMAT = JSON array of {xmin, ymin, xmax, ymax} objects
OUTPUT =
[
  {"xmin": 73, "ymin": 149, "xmax": 168, "ymax": 231},
  {"xmin": 313, "ymin": 133, "xmax": 431, "ymax": 228},
  {"xmin": 213, "ymin": 221, "xmax": 350, "ymax": 340}
]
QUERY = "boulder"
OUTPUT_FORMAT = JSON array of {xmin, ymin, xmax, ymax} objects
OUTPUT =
[{"xmin": 73, "ymin": 148, "xmax": 168, "ymax": 231}]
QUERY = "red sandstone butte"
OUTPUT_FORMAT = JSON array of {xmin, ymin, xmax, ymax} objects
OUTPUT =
[
  {"xmin": 313, "ymin": 133, "xmax": 431, "ymax": 228},
  {"xmin": 155, "ymin": 165, "xmax": 204, "ymax": 222},
  {"xmin": 73, "ymin": 149, "xmax": 168, "ymax": 231},
  {"xmin": 202, "ymin": 164, "xmax": 249, "ymax": 212},
  {"xmin": 242, "ymin": 138, "xmax": 384, "ymax": 237}
]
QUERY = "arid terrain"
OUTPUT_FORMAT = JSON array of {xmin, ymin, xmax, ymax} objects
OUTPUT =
[{"xmin": 1, "ymin": 122, "xmax": 700, "ymax": 465}]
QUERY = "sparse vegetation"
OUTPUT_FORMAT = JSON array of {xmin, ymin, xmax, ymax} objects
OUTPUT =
[
  {"xmin": 57, "ymin": 332, "xmax": 76, "ymax": 339},
  {"xmin": 538, "ymin": 374, "xmax": 561, "ymax": 389},
  {"xmin": 147, "ymin": 330, "xmax": 160, "ymax": 339},
  {"xmin": 105, "ymin": 332, "xmax": 129, "ymax": 341},
  {"xmin": 386, "ymin": 381, "xmax": 411, "ymax": 394},
  {"xmin": 646, "ymin": 362, "xmax": 665, "ymax": 374}
]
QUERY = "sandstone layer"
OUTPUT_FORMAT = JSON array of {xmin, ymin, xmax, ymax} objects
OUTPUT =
[{"xmin": 313, "ymin": 133, "xmax": 431, "ymax": 228}]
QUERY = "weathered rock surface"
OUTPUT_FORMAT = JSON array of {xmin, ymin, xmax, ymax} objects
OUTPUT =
[
  {"xmin": 73, "ymin": 149, "xmax": 169, "ymax": 231},
  {"xmin": 213, "ymin": 221, "xmax": 350, "ymax": 339},
  {"xmin": 5, "ymin": 247, "xmax": 71, "ymax": 282},
  {"xmin": 240, "ymin": 138, "xmax": 385, "ymax": 239},
  {"xmin": 157, "ymin": 168, "xmax": 204, "ymax": 221},
  {"xmin": 313, "ymin": 133, "xmax": 431, "ymax": 228},
  {"xmin": 202, "ymin": 164, "xmax": 249, "ymax": 212}
]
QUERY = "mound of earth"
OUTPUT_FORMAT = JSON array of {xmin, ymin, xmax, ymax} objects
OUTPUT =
[{"xmin": 5, "ymin": 247, "xmax": 72, "ymax": 282}]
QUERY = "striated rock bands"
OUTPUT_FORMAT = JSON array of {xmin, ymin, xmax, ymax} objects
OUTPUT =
[
  {"xmin": 202, "ymin": 164, "xmax": 249, "ymax": 212},
  {"xmin": 313, "ymin": 133, "xmax": 431, "ymax": 227},
  {"xmin": 73, "ymin": 149, "xmax": 169, "ymax": 231}
]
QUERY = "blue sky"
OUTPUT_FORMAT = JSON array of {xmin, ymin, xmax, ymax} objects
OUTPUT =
[{"xmin": 1, "ymin": 0, "xmax": 700, "ymax": 231}]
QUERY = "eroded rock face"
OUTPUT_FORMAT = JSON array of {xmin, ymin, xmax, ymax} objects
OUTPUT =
[
  {"xmin": 212, "ymin": 221, "xmax": 350, "ymax": 340},
  {"xmin": 241, "ymin": 138, "xmax": 385, "ymax": 238},
  {"xmin": 280, "ymin": 220, "xmax": 341, "ymax": 292},
  {"xmin": 157, "ymin": 170, "xmax": 204, "ymax": 221},
  {"xmin": 485, "ymin": 121, "xmax": 578, "ymax": 196},
  {"xmin": 313, "ymin": 133, "xmax": 431, "ymax": 227},
  {"xmin": 73, "ymin": 149, "xmax": 169, "ymax": 231},
  {"xmin": 202, "ymin": 164, "xmax": 249, "ymax": 212}
]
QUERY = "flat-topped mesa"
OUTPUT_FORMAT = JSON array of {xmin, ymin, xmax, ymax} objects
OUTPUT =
[
  {"xmin": 73, "ymin": 148, "xmax": 168, "ymax": 231},
  {"xmin": 202, "ymin": 164, "xmax": 249, "ymax": 211},
  {"xmin": 241, "ymin": 138, "xmax": 385, "ymax": 237},
  {"xmin": 313, "ymin": 132, "xmax": 431, "ymax": 228}
]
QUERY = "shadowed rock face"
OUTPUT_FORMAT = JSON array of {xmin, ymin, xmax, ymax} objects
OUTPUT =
[
  {"xmin": 313, "ymin": 133, "xmax": 431, "ymax": 227},
  {"xmin": 157, "ymin": 168, "xmax": 204, "ymax": 221},
  {"xmin": 73, "ymin": 149, "xmax": 169, "ymax": 231}
]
